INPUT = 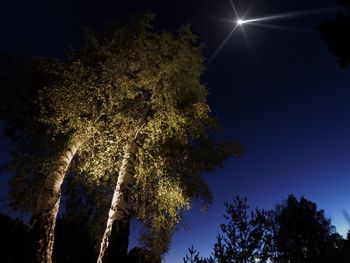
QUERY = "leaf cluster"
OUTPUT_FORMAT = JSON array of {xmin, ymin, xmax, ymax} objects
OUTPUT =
[{"xmin": 1, "ymin": 13, "xmax": 239, "ymax": 256}]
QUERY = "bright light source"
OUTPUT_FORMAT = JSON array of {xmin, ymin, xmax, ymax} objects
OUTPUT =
[{"xmin": 237, "ymin": 19, "xmax": 245, "ymax": 25}]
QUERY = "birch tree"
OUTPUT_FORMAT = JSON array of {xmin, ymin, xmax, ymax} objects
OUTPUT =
[
  {"xmin": 0, "ymin": 49, "xmax": 126, "ymax": 262},
  {"xmin": 78, "ymin": 15, "xmax": 242, "ymax": 262},
  {"xmin": 0, "ymin": 55, "xmax": 73, "ymax": 262},
  {"xmin": 1, "ymin": 13, "xmax": 241, "ymax": 262}
]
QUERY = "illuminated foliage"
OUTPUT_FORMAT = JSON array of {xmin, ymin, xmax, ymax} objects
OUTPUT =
[
  {"xmin": 73, "ymin": 14, "xmax": 240, "ymax": 257},
  {"xmin": 1, "ymin": 13, "xmax": 241, "ymax": 260}
]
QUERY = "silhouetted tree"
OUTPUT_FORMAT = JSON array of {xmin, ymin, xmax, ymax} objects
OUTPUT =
[
  {"xmin": 0, "ymin": 55, "xmax": 65, "ymax": 214},
  {"xmin": 183, "ymin": 196, "xmax": 350, "ymax": 262},
  {"xmin": 336, "ymin": 231, "xmax": 350, "ymax": 262},
  {"xmin": 274, "ymin": 195, "xmax": 341, "ymax": 263},
  {"xmin": 319, "ymin": 0, "xmax": 350, "ymax": 67},
  {"xmin": 185, "ymin": 197, "xmax": 275, "ymax": 263},
  {"xmin": 183, "ymin": 245, "xmax": 205, "ymax": 263},
  {"xmin": 0, "ymin": 54, "xmax": 68, "ymax": 262},
  {"xmin": 0, "ymin": 212, "xmax": 101, "ymax": 263},
  {"xmin": 127, "ymin": 247, "xmax": 161, "ymax": 263},
  {"xmin": 53, "ymin": 216, "xmax": 96, "ymax": 263},
  {"xmin": 212, "ymin": 197, "xmax": 275, "ymax": 263},
  {"xmin": 0, "ymin": 213, "xmax": 28, "ymax": 263}
]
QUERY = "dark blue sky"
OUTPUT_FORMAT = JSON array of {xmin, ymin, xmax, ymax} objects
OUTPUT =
[{"xmin": 1, "ymin": 0, "xmax": 350, "ymax": 262}]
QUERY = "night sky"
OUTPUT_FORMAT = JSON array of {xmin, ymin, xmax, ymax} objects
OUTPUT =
[{"xmin": 1, "ymin": 0, "xmax": 350, "ymax": 262}]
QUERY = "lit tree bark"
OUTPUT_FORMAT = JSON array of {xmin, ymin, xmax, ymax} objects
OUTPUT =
[
  {"xmin": 97, "ymin": 140, "xmax": 138, "ymax": 263},
  {"xmin": 31, "ymin": 140, "xmax": 82, "ymax": 263}
]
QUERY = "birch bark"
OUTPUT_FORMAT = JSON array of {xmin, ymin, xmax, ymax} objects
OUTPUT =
[
  {"xmin": 97, "ymin": 140, "xmax": 138, "ymax": 263},
  {"xmin": 32, "ymin": 140, "xmax": 82, "ymax": 263}
]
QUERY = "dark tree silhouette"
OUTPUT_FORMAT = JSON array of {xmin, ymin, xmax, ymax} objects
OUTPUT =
[
  {"xmin": 184, "ymin": 197, "xmax": 275, "ymax": 263},
  {"xmin": 183, "ymin": 245, "xmax": 207, "ymax": 263},
  {"xmin": 274, "ymin": 195, "xmax": 341, "ymax": 263},
  {"xmin": 183, "ymin": 195, "xmax": 350, "ymax": 263},
  {"xmin": 0, "ymin": 54, "xmax": 72, "ymax": 262},
  {"xmin": 0, "ymin": 213, "xmax": 28, "ymax": 263},
  {"xmin": 212, "ymin": 197, "xmax": 275, "ymax": 263},
  {"xmin": 127, "ymin": 247, "xmax": 161, "ymax": 263},
  {"xmin": 53, "ymin": 216, "xmax": 96, "ymax": 263},
  {"xmin": 336, "ymin": 231, "xmax": 350, "ymax": 262},
  {"xmin": 0, "ymin": 212, "xmax": 98, "ymax": 263},
  {"xmin": 319, "ymin": 3, "xmax": 350, "ymax": 260},
  {"xmin": 0, "ymin": 55, "xmax": 65, "ymax": 214},
  {"xmin": 319, "ymin": 0, "xmax": 350, "ymax": 67}
]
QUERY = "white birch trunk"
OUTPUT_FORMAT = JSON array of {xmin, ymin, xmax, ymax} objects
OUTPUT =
[
  {"xmin": 97, "ymin": 140, "xmax": 138, "ymax": 263},
  {"xmin": 33, "ymin": 140, "xmax": 82, "ymax": 263}
]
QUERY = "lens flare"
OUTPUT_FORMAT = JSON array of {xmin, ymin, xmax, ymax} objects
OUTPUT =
[
  {"xmin": 237, "ymin": 6, "xmax": 341, "ymax": 25},
  {"xmin": 206, "ymin": 0, "xmax": 341, "ymax": 68},
  {"xmin": 237, "ymin": 19, "xmax": 245, "ymax": 25}
]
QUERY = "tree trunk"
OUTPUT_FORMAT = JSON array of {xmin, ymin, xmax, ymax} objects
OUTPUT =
[
  {"xmin": 97, "ymin": 140, "xmax": 138, "ymax": 263},
  {"xmin": 30, "ymin": 140, "xmax": 82, "ymax": 263}
]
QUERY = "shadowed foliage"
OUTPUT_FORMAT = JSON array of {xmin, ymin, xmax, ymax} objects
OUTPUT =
[
  {"xmin": 0, "ymin": 213, "xmax": 28, "ymax": 263},
  {"xmin": 183, "ymin": 195, "xmax": 349, "ymax": 263},
  {"xmin": 319, "ymin": 0, "xmax": 350, "ymax": 67},
  {"xmin": 274, "ymin": 195, "xmax": 342, "ymax": 263}
]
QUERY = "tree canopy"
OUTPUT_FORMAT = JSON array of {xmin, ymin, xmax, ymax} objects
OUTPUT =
[
  {"xmin": 1, "ymin": 13, "xmax": 241, "ymax": 261},
  {"xmin": 274, "ymin": 195, "xmax": 341, "ymax": 263},
  {"xmin": 212, "ymin": 197, "xmax": 275, "ymax": 263}
]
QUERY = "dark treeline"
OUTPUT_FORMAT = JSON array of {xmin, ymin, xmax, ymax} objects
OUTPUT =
[
  {"xmin": 2, "ymin": 195, "xmax": 350, "ymax": 263},
  {"xmin": 0, "ymin": 212, "xmax": 160, "ymax": 263},
  {"xmin": 181, "ymin": 1, "xmax": 350, "ymax": 261},
  {"xmin": 183, "ymin": 195, "xmax": 350, "ymax": 263}
]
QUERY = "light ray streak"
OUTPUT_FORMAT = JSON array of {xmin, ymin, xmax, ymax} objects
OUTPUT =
[
  {"xmin": 206, "ymin": 25, "xmax": 239, "ymax": 68},
  {"xmin": 343, "ymin": 210, "xmax": 350, "ymax": 227},
  {"xmin": 248, "ymin": 22, "xmax": 314, "ymax": 33},
  {"xmin": 229, "ymin": 0, "xmax": 239, "ymax": 19},
  {"xmin": 205, "ymin": 2, "xmax": 341, "ymax": 68},
  {"xmin": 237, "ymin": 6, "xmax": 341, "ymax": 25},
  {"xmin": 239, "ymin": 24, "xmax": 253, "ymax": 51},
  {"xmin": 242, "ymin": 0, "xmax": 260, "ymax": 21}
]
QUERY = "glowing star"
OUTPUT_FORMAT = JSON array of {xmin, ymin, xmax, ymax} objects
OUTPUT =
[
  {"xmin": 237, "ymin": 19, "xmax": 245, "ymax": 25},
  {"xmin": 205, "ymin": 0, "xmax": 340, "ymax": 68}
]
